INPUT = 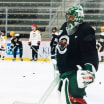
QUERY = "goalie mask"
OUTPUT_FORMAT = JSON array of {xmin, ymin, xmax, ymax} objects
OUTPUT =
[{"xmin": 65, "ymin": 5, "xmax": 84, "ymax": 35}]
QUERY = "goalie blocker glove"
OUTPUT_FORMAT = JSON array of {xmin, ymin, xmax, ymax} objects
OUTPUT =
[{"xmin": 77, "ymin": 63, "xmax": 96, "ymax": 88}]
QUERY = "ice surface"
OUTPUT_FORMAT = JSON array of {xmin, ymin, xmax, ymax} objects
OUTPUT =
[{"xmin": 0, "ymin": 60, "xmax": 104, "ymax": 104}]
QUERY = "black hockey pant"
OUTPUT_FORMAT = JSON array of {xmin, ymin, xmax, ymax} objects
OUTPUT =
[
  {"xmin": 13, "ymin": 42, "xmax": 23, "ymax": 58},
  {"xmin": 32, "ymin": 46, "xmax": 39, "ymax": 60}
]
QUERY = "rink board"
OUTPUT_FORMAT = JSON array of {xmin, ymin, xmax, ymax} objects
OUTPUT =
[{"xmin": 4, "ymin": 41, "xmax": 51, "ymax": 61}]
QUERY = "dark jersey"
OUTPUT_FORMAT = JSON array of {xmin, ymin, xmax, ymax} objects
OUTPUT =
[
  {"xmin": 50, "ymin": 33, "xmax": 58, "ymax": 55},
  {"xmin": 11, "ymin": 35, "xmax": 22, "ymax": 49},
  {"xmin": 56, "ymin": 22, "xmax": 99, "ymax": 74}
]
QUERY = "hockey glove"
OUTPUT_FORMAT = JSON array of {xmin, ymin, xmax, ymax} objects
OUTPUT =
[
  {"xmin": 16, "ymin": 43, "xmax": 19, "ymax": 46},
  {"xmin": 37, "ymin": 41, "xmax": 40, "ymax": 46},
  {"xmin": 1, "ymin": 45, "xmax": 4, "ymax": 49},
  {"xmin": 36, "ymin": 41, "xmax": 40, "ymax": 49},
  {"xmin": 28, "ymin": 41, "xmax": 31, "ymax": 46},
  {"xmin": 9, "ymin": 48, "xmax": 12, "ymax": 52},
  {"xmin": 77, "ymin": 64, "xmax": 96, "ymax": 88}
]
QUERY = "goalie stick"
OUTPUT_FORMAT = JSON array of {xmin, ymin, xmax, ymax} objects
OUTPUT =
[{"xmin": 13, "ymin": 74, "xmax": 60, "ymax": 104}]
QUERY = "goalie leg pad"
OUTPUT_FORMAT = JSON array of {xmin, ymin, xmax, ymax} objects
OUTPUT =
[
  {"xmin": 58, "ymin": 71, "xmax": 87, "ymax": 104},
  {"xmin": 59, "ymin": 78, "xmax": 72, "ymax": 104},
  {"xmin": 58, "ymin": 77, "xmax": 87, "ymax": 104}
]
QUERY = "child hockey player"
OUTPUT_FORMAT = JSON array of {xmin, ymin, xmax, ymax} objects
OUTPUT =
[
  {"xmin": 0, "ymin": 30, "xmax": 7, "ymax": 60},
  {"xmin": 98, "ymin": 26, "xmax": 104, "ymax": 62},
  {"xmin": 50, "ymin": 27, "xmax": 59, "ymax": 76},
  {"xmin": 50, "ymin": 27, "xmax": 59, "ymax": 59},
  {"xmin": 56, "ymin": 5, "xmax": 99, "ymax": 104},
  {"xmin": 28, "ymin": 24, "xmax": 41, "ymax": 61},
  {"xmin": 10, "ymin": 31, "xmax": 23, "ymax": 61}
]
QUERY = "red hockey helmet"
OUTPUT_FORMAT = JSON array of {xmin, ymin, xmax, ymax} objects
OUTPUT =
[{"xmin": 32, "ymin": 24, "xmax": 37, "ymax": 30}]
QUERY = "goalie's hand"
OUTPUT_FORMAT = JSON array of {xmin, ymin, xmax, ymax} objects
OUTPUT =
[
  {"xmin": 77, "ymin": 69, "xmax": 95, "ymax": 88},
  {"xmin": 77, "ymin": 64, "xmax": 96, "ymax": 88}
]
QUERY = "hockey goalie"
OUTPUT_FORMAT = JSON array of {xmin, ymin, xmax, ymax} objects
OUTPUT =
[
  {"xmin": 56, "ymin": 5, "xmax": 99, "ymax": 104},
  {"xmin": 13, "ymin": 5, "xmax": 99, "ymax": 104}
]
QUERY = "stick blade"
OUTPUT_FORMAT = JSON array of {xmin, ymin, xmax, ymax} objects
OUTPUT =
[{"xmin": 13, "ymin": 101, "xmax": 38, "ymax": 104}]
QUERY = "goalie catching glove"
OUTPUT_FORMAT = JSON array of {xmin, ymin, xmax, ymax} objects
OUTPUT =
[{"xmin": 77, "ymin": 63, "xmax": 96, "ymax": 88}]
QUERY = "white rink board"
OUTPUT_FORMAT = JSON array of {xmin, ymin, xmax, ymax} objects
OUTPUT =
[
  {"xmin": 6, "ymin": 41, "xmax": 51, "ymax": 59},
  {"xmin": 0, "ymin": 61, "xmax": 104, "ymax": 104}
]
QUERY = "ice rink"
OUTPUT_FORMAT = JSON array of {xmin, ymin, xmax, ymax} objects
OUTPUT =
[{"xmin": 0, "ymin": 60, "xmax": 104, "ymax": 104}]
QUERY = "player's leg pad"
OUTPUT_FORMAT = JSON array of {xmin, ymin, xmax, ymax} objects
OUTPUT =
[
  {"xmin": 58, "ymin": 71, "xmax": 87, "ymax": 104},
  {"xmin": 58, "ymin": 78, "xmax": 72, "ymax": 104}
]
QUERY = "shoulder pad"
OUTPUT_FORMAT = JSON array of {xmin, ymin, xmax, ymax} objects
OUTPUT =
[
  {"xmin": 36, "ymin": 30, "xmax": 41, "ymax": 34},
  {"xmin": 79, "ymin": 23, "xmax": 95, "ymax": 41}
]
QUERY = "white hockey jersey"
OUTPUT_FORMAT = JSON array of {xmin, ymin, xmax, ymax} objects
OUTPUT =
[
  {"xmin": 0, "ymin": 35, "xmax": 7, "ymax": 49},
  {"xmin": 29, "ymin": 30, "xmax": 41, "ymax": 46}
]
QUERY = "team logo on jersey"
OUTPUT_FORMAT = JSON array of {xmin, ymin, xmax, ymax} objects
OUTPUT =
[{"xmin": 57, "ymin": 35, "xmax": 69, "ymax": 54}]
